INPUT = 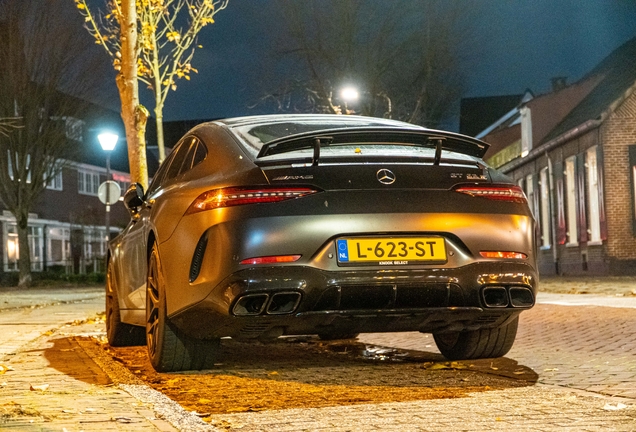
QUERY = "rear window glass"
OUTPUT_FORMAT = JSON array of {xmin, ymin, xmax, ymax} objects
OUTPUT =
[
  {"xmin": 229, "ymin": 119, "xmax": 417, "ymax": 155},
  {"xmin": 255, "ymin": 145, "xmax": 476, "ymax": 165}
]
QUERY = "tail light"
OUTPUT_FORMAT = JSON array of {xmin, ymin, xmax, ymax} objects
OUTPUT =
[
  {"xmin": 240, "ymin": 255, "xmax": 302, "ymax": 265},
  {"xmin": 480, "ymin": 251, "xmax": 527, "ymax": 259},
  {"xmin": 186, "ymin": 186, "xmax": 319, "ymax": 215},
  {"xmin": 454, "ymin": 184, "xmax": 527, "ymax": 203}
]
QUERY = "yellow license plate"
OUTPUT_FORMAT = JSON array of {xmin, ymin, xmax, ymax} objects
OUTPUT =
[{"xmin": 336, "ymin": 237, "xmax": 446, "ymax": 265}]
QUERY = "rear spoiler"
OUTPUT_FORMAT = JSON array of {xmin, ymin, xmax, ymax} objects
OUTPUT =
[{"xmin": 255, "ymin": 127, "xmax": 489, "ymax": 167}]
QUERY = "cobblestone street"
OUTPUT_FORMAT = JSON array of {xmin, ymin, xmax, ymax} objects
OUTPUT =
[
  {"xmin": 358, "ymin": 293, "xmax": 636, "ymax": 399},
  {"xmin": 1, "ymin": 284, "xmax": 635, "ymax": 431}
]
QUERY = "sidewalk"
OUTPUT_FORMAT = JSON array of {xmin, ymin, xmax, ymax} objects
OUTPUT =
[
  {"xmin": 0, "ymin": 285, "xmax": 104, "ymax": 311},
  {"xmin": 0, "ymin": 287, "xmax": 185, "ymax": 431},
  {"xmin": 539, "ymin": 275, "xmax": 636, "ymax": 296}
]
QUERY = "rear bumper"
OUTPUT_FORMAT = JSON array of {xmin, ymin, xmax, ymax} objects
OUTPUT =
[{"xmin": 169, "ymin": 261, "xmax": 537, "ymax": 339}]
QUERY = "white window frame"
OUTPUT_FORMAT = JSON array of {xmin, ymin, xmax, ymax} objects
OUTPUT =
[
  {"xmin": 565, "ymin": 156, "xmax": 578, "ymax": 246},
  {"xmin": 4, "ymin": 223, "xmax": 43, "ymax": 272},
  {"xmin": 46, "ymin": 170, "xmax": 63, "ymax": 191},
  {"xmin": 78, "ymin": 169, "xmax": 100, "ymax": 196},
  {"xmin": 7, "ymin": 151, "xmax": 31, "ymax": 183},
  {"xmin": 539, "ymin": 167, "xmax": 551, "ymax": 248},
  {"xmin": 586, "ymin": 146, "xmax": 601, "ymax": 244},
  {"xmin": 525, "ymin": 174, "xmax": 535, "ymax": 217}
]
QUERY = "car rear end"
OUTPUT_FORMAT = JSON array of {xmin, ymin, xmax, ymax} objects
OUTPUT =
[{"xmin": 166, "ymin": 116, "xmax": 538, "ymax": 344}]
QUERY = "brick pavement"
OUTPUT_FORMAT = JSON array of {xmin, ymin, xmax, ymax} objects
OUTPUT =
[
  {"xmin": 2, "ymin": 280, "xmax": 636, "ymax": 431},
  {"xmin": 208, "ymin": 387, "xmax": 636, "ymax": 431},
  {"xmin": 357, "ymin": 292, "xmax": 636, "ymax": 400},
  {"xmin": 0, "ymin": 292, "xmax": 179, "ymax": 431}
]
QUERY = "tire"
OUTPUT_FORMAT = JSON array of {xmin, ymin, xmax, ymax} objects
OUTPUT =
[
  {"xmin": 106, "ymin": 259, "xmax": 146, "ymax": 346},
  {"xmin": 146, "ymin": 243, "xmax": 219, "ymax": 372},
  {"xmin": 433, "ymin": 316, "xmax": 519, "ymax": 360},
  {"xmin": 318, "ymin": 332, "xmax": 360, "ymax": 341}
]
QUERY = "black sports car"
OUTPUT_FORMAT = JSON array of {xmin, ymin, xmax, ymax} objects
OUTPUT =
[{"xmin": 106, "ymin": 114, "xmax": 538, "ymax": 372}]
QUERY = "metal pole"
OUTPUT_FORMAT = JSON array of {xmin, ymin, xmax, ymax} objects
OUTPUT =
[{"xmin": 105, "ymin": 152, "xmax": 111, "ymax": 245}]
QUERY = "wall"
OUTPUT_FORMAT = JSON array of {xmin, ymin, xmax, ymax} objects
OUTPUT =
[{"xmin": 601, "ymin": 88, "xmax": 636, "ymax": 272}]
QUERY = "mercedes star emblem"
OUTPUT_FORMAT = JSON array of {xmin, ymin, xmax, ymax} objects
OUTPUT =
[{"xmin": 377, "ymin": 169, "xmax": 396, "ymax": 185}]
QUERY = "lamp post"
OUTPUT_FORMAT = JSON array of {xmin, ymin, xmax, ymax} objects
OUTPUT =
[{"xmin": 98, "ymin": 132, "xmax": 118, "ymax": 244}]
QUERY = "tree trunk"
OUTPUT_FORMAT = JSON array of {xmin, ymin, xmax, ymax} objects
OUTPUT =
[
  {"xmin": 155, "ymin": 105, "xmax": 165, "ymax": 163},
  {"xmin": 117, "ymin": 0, "xmax": 149, "ymax": 190},
  {"xmin": 16, "ymin": 212, "xmax": 32, "ymax": 288}
]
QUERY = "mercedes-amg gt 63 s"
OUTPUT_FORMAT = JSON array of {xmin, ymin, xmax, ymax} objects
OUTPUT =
[{"xmin": 106, "ymin": 114, "xmax": 538, "ymax": 372}]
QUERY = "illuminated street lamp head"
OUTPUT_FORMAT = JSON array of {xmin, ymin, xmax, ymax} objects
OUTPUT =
[
  {"xmin": 340, "ymin": 87, "xmax": 359, "ymax": 102},
  {"xmin": 98, "ymin": 132, "xmax": 118, "ymax": 152}
]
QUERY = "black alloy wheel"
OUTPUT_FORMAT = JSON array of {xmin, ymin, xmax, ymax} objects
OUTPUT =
[{"xmin": 146, "ymin": 242, "xmax": 219, "ymax": 372}]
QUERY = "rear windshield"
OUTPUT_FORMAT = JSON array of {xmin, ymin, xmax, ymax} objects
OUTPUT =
[
  {"xmin": 255, "ymin": 145, "xmax": 477, "ymax": 165},
  {"xmin": 227, "ymin": 119, "xmax": 480, "ymax": 166},
  {"xmin": 229, "ymin": 119, "xmax": 417, "ymax": 156}
]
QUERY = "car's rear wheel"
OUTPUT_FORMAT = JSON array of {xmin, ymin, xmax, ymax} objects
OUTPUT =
[
  {"xmin": 146, "ymin": 242, "xmax": 219, "ymax": 372},
  {"xmin": 432, "ymin": 316, "xmax": 518, "ymax": 360},
  {"xmin": 106, "ymin": 259, "xmax": 145, "ymax": 346},
  {"xmin": 318, "ymin": 332, "xmax": 360, "ymax": 341}
]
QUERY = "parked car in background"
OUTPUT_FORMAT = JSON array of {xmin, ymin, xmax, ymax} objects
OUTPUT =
[{"xmin": 105, "ymin": 114, "xmax": 538, "ymax": 372}]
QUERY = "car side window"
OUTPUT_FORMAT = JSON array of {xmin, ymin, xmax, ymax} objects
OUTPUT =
[
  {"xmin": 177, "ymin": 138, "xmax": 198, "ymax": 177},
  {"xmin": 146, "ymin": 140, "xmax": 182, "ymax": 197},
  {"xmin": 178, "ymin": 137, "xmax": 208, "ymax": 176},
  {"xmin": 164, "ymin": 137, "xmax": 195, "ymax": 182},
  {"xmin": 191, "ymin": 138, "xmax": 208, "ymax": 169}
]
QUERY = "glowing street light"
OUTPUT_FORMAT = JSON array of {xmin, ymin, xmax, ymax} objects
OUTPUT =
[
  {"xmin": 98, "ymin": 132, "xmax": 118, "ymax": 244},
  {"xmin": 341, "ymin": 86, "xmax": 359, "ymax": 102}
]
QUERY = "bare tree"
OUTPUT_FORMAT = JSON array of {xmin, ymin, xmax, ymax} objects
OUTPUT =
[
  {"xmin": 76, "ymin": 0, "xmax": 230, "ymax": 164},
  {"xmin": 0, "ymin": 0, "xmax": 101, "ymax": 287},
  {"xmin": 76, "ymin": 0, "xmax": 149, "ymax": 188},
  {"xmin": 258, "ymin": 0, "xmax": 472, "ymax": 129}
]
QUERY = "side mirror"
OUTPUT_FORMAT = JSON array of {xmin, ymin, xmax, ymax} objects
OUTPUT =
[{"xmin": 123, "ymin": 183, "xmax": 145, "ymax": 219}]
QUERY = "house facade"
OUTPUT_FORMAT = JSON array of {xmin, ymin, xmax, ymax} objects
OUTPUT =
[
  {"xmin": 0, "ymin": 113, "xmax": 133, "ymax": 275},
  {"xmin": 0, "ymin": 113, "xmax": 196, "ymax": 276},
  {"xmin": 475, "ymin": 37, "xmax": 636, "ymax": 275}
]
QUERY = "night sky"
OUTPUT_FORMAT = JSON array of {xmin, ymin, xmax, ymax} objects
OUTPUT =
[{"xmin": 90, "ymin": 1, "xmax": 636, "ymax": 130}]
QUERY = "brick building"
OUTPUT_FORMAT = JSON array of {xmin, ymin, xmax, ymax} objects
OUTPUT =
[
  {"xmin": 0, "ymin": 110, "xmax": 132, "ymax": 275},
  {"xmin": 474, "ymin": 37, "xmax": 636, "ymax": 275},
  {"xmin": 0, "ymin": 109, "xmax": 202, "ymax": 276}
]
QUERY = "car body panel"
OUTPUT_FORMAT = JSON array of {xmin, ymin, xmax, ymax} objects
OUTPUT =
[{"xmin": 107, "ymin": 114, "xmax": 538, "ymax": 341}]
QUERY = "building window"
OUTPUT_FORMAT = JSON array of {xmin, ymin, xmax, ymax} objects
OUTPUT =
[
  {"xmin": 539, "ymin": 167, "xmax": 551, "ymax": 248},
  {"xmin": 47, "ymin": 227, "xmax": 70, "ymax": 266},
  {"xmin": 4, "ymin": 223, "xmax": 43, "ymax": 272},
  {"xmin": 46, "ymin": 171, "xmax": 63, "ymax": 191},
  {"xmin": 565, "ymin": 156, "xmax": 578, "ymax": 245},
  {"xmin": 586, "ymin": 146, "xmax": 601, "ymax": 243},
  {"xmin": 65, "ymin": 117, "xmax": 84, "ymax": 141},
  {"xmin": 78, "ymin": 169, "xmax": 100, "ymax": 196},
  {"xmin": 7, "ymin": 152, "xmax": 31, "ymax": 183},
  {"xmin": 525, "ymin": 174, "xmax": 535, "ymax": 217}
]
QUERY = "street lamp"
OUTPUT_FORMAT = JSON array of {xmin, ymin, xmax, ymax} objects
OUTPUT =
[
  {"xmin": 98, "ymin": 132, "xmax": 118, "ymax": 244},
  {"xmin": 340, "ymin": 86, "xmax": 359, "ymax": 114}
]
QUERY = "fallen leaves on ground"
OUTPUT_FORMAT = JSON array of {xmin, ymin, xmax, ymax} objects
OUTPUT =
[
  {"xmin": 102, "ymin": 338, "xmax": 536, "ymax": 417},
  {"xmin": 0, "ymin": 401, "xmax": 47, "ymax": 420}
]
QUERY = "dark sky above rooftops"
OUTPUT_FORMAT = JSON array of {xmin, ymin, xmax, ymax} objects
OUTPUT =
[{"xmin": 85, "ymin": 0, "xmax": 636, "ymax": 131}]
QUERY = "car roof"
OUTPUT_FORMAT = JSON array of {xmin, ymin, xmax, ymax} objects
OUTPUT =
[{"xmin": 213, "ymin": 114, "xmax": 422, "ymax": 129}]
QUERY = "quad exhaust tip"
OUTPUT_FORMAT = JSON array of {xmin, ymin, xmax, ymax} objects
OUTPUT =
[
  {"xmin": 482, "ymin": 285, "xmax": 534, "ymax": 308},
  {"xmin": 233, "ymin": 292, "xmax": 302, "ymax": 316}
]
